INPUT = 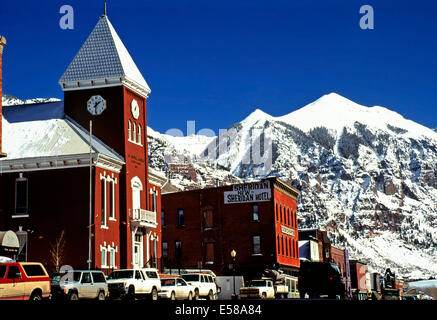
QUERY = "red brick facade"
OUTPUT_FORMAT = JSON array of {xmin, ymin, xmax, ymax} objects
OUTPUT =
[{"xmin": 161, "ymin": 177, "xmax": 300, "ymax": 279}]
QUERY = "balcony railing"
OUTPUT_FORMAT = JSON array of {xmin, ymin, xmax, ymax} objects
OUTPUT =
[{"xmin": 131, "ymin": 208, "xmax": 157, "ymax": 227}]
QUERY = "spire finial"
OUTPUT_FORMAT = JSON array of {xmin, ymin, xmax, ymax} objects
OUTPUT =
[{"xmin": 104, "ymin": 2, "xmax": 107, "ymax": 16}]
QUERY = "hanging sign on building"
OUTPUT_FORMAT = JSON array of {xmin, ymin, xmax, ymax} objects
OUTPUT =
[
  {"xmin": 224, "ymin": 180, "xmax": 271, "ymax": 204},
  {"xmin": 281, "ymin": 225, "xmax": 295, "ymax": 237}
]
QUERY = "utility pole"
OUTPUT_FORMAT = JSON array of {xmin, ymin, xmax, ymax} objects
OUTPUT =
[{"xmin": 88, "ymin": 120, "xmax": 93, "ymax": 270}]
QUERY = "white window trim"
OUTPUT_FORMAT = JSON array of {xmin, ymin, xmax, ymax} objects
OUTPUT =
[
  {"xmin": 100, "ymin": 174, "xmax": 108, "ymax": 228},
  {"xmin": 132, "ymin": 122, "xmax": 137, "ymax": 143},
  {"xmin": 101, "ymin": 246, "xmax": 109, "ymax": 269},
  {"xmin": 127, "ymin": 120, "xmax": 143, "ymax": 146},
  {"xmin": 128, "ymin": 120, "xmax": 132, "ymax": 141},
  {"xmin": 108, "ymin": 177, "xmax": 117, "ymax": 221},
  {"xmin": 108, "ymin": 246, "xmax": 118, "ymax": 269}
]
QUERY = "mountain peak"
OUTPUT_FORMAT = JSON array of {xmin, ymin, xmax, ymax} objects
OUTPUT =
[{"xmin": 242, "ymin": 108, "xmax": 272, "ymax": 124}]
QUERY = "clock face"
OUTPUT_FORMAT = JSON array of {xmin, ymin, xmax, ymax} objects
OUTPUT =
[
  {"xmin": 87, "ymin": 95, "xmax": 106, "ymax": 115},
  {"xmin": 131, "ymin": 99, "xmax": 140, "ymax": 119}
]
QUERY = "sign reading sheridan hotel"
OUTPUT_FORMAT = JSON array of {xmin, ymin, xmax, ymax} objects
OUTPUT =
[{"xmin": 224, "ymin": 180, "xmax": 271, "ymax": 204}]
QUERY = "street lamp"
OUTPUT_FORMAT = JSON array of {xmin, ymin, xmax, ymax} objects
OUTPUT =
[{"xmin": 230, "ymin": 250, "xmax": 237, "ymax": 299}]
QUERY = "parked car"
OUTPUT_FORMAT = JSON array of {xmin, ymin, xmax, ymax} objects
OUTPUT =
[
  {"xmin": 0, "ymin": 262, "xmax": 51, "ymax": 300},
  {"xmin": 298, "ymin": 261, "xmax": 345, "ymax": 299},
  {"xmin": 50, "ymin": 270, "xmax": 108, "ymax": 300},
  {"xmin": 240, "ymin": 278, "xmax": 288, "ymax": 299},
  {"xmin": 181, "ymin": 273, "xmax": 218, "ymax": 300},
  {"xmin": 159, "ymin": 277, "xmax": 194, "ymax": 300},
  {"xmin": 107, "ymin": 268, "xmax": 160, "ymax": 300}
]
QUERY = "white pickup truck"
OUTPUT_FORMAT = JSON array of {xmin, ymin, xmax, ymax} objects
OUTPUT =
[
  {"xmin": 107, "ymin": 268, "xmax": 161, "ymax": 300},
  {"xmin": 239, "ymin": 278, "xmax": 288, "ymax": 299}
]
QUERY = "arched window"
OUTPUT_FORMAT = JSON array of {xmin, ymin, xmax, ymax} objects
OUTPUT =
[
  {"xmin": 131, "ymin": 177, "xmax": 143, "ymax": 216},
  {"xmin": 128, "ymin": 120, "xmax": 132, "ymax": 141},
  {"xmin": 132, "ymin": 122, "xmax": 137, "ymax": 142},
  {"xmin": 138, "ymin": 124, "xmax": 142, "ymax": 144}
]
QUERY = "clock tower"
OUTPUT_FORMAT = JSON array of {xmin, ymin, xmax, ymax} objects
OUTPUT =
[{"xmin": 58, "ymin": 13, "xmax": 160, "ymax": 270}]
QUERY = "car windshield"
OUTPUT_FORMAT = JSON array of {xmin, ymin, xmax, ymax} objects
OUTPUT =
[
  {"xmin": 108, "ymin": 270, "xmax": 134, "ymax": 279},
  {"xmin": 330, "ymin": 264, "xmax": 341, "ymax": 274},
  {"xmin": 181, "ymin": 274, "xmax": 199, "ymax": 282},
  {"xmin": 56, "ymin": 271, "xmax": 82, "ymax": 282},
  {"xmin": 161, "ymin": 279, "xmax": 176, "ymax": 286},
  {"xmin": 51, "ymin": 273, "xmax": 61, "ymax": 283},
  {"xmin": 249, "ymin": 280, "xmax": 266, "ymax": 287}
]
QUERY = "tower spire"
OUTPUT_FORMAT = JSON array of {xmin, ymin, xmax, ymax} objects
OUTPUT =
[{"xmin": 104, "ymin": 2, "xmax": 107, "ymax": 16}]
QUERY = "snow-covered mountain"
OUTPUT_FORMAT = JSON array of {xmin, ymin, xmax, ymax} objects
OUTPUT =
[
  {"xmin": 2, "ymin": 94, "xmax": 60, "ymax": 106},
  {"xmin": 148, "ymin": 93, "xmax": 437, "ymax": 280},
  {"xmin": 5, "ymin": 92, "xmax": 436, "ymax": 279}
]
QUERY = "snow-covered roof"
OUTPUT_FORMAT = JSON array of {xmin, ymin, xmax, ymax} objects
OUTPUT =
[
  {"xmin": 0, "ymin": 101, "xmax": 125, "ymax": 172},
  {"xmin": 58, "ymin": 15, "xmax": 151, "ymax": 97}
]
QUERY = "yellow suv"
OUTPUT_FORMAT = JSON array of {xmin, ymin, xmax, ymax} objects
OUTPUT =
[{"xmin": 0, "ymin": 262, "xmax": 51, "ymax": 300}]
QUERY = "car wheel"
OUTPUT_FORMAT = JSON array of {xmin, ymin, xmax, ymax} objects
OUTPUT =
[
  {"xmin": 151, "ymin": 287, "xmax": 158, "ymax": 301},
  {"xmin": 207, "ymin": 290, "xmax": 214, "ymax": 300},
  {"xmin": 97, "ymin": 291, "xmax": 106, "ymax": 301},
  {"xmin": 171, "ymin": 291, "xmax": 176, "ymax": 300},
  {"xmin": 29, "ymin": 291, "xmax": 42, "ymax": 301},
  {"xmin": 194, "ymin": 289, "xmax": 200, "ymax": 300},
  {"xmin": 299, "ymin": 291, "xmax": 306, "ymax": 299},
  {"xmin": 126, "ymin": 286, "xmax": 135, "ymax": 301},
  {"xmin": 188, "ymin": 292, "xmax": 193, "ymax": 300},
  {"xmin": 69, "ymin": 291, "xmax": 79, "ymax": 301}
]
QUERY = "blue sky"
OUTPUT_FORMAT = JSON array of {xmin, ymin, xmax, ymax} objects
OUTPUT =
[{"xmin": 1, "ymin": 0, "xmax": 436, "ymax": 134}]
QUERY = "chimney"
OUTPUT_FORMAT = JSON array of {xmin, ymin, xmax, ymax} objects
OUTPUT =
[{"xmin": 0, "ymin": 36, "xmax": 6, "ymax": 158}]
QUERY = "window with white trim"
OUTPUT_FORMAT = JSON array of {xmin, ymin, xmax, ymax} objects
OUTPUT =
[
  {"xmin": 101, "ymin": 247, "xmax": 108, "ymax": 268},
  {"xmin": 131, "ymin": 177, "xmax": 142, "ymax": 211},
  {"xmin": 109, "ymin": 247, "xmax": 116, "ymax": 268},
  {"xmin": 132, "ymin": 122, "xmax": 137, "ymax": 143},
  {"xmin": 151, "ymin": 190, "xmax": 157, "ymax": 212},
  {"xmin": 108, "ymin": 178, "xmax": 116, "ymax": 220},
  {"xmin": 101, "ymin": 176, "xmax": 107, "ymax": 227},
  {"xmin": 128, "ymin": 120, "xmax": 132, "ymax": 141},
  {"xmin": 138, "ymin": 124, "xmax": 142, "ymax": 145}
]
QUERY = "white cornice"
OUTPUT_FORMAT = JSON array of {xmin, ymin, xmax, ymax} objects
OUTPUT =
[
  {"xmin": 59, "ymin": 76, "xmax": 150, "ymax": 99},
  {"xmin": 0, "ymin": 153, "xmax": 124, "ymax": 174},
  {"xmin": 148, "ymin": 170, "xmax": 167, "ymax": 187}
]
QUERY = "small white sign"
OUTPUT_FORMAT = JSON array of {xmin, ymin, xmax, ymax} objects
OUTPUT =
[{"xmin": 281, "ymin": 225, "xmax": 295, "ymax": 237}]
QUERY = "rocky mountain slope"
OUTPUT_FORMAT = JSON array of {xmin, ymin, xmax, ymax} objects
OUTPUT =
[
  {"xmin": 148, "ymin": 93, "xmax": 437, "ymax": 279},
  {"xmin": 4, "ymin": 93, "xmax": 436, "ymax": 279}
]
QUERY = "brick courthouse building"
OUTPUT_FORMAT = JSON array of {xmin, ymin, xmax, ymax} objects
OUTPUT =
[
  {"xmin": 0, "ymin": 14, "xmax": 165, "ymax": 273},
  {"xmin": 161, "ymin": 177, "xmax": 301, "ymax": 279}
]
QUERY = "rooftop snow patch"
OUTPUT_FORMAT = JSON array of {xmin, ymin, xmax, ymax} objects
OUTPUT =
[{"xmin": 1, "ymin": 101, "xmax": 124, "ymax": 162}]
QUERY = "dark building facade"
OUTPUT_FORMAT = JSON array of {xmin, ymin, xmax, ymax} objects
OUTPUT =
[{"xmin": 161, "ymin": 177, "xmax": 300, "ymax": 279}]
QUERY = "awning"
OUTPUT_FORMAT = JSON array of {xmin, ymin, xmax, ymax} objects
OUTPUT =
[{"xmin": 0, "ymin": 230, "xmax": 19, "ymax": 254}]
